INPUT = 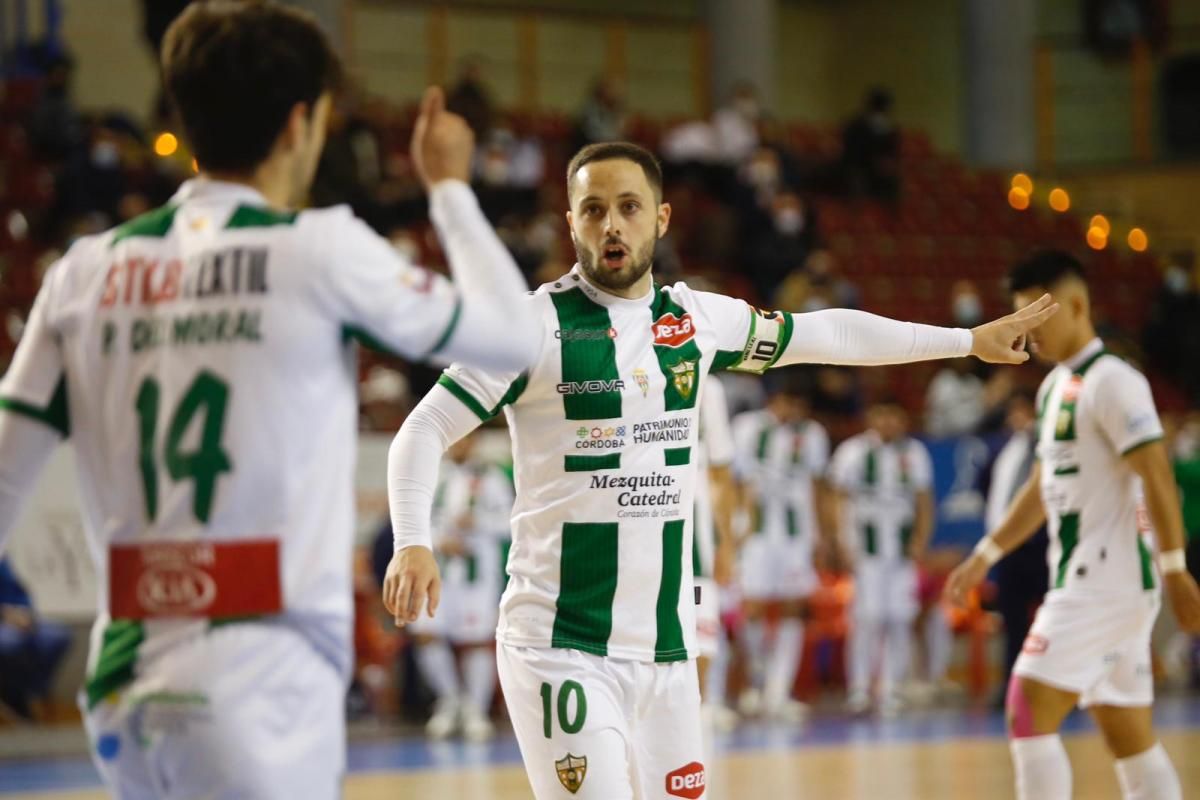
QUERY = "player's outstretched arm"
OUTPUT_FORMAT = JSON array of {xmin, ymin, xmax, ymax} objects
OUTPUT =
[
  {"xmin": 772, "ymin": 294, "xmax": 1058, "ymax": 368},
  {"xmin": 383, "ymin": 382, "xmax": 485, "ymax": 626},
  {"xmin": 1125, "ymin": 441, "xmax": 1200, "ymax": 633},
  {"xmin": 944, "ymin": 462, "xmax": 1047, "ymax": 606}
]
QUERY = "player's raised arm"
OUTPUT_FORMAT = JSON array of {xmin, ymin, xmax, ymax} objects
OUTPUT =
[{"xmin": 772, "ymin": 295, "xmax": 1058, "ymax": 368}]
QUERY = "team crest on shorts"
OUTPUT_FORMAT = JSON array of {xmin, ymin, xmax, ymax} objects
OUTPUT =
[
  {"xmin": 669, "ymin": 359, "xmax": 698, "ymax": 400},
  {"xmin": 555, "ymin": 754, "xmax": 588, "ymax": 794}
]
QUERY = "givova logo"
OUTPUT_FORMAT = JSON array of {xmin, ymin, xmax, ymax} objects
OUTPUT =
[{"xmin": 557, "ymin": 380, "xmax": 625, "ymax": 395}]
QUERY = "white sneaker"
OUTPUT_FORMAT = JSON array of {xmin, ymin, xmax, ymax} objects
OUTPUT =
[
  {"xmin": 425, "ymin": 700, "xmax": 459, "ymax": 740},
  {"xmin": 845, "ymin": 690, "xmax": 872, "ymax": 715},
  {"xmin": 768, "ymin": 699, "xmax": 811, "ymax": 723},
  {"xmin": 711, "ymin": 704, "xmax": 740, "ymax": 733},
  {"xmin": 878, "ymin": 694, "xmax": 904, "ymax": 720},
  {"xmin": 737, "ymin": 688, "xmax": 763, "ymax": 717},
  {"xmin": 462, "ymin": 707, "xmax": 495, "ymax": 742}
]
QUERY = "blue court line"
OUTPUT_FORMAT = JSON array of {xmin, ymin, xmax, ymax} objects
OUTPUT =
[{"xmin": 3, "ymin": 696, "xmax": 1199, "ymax": 794}]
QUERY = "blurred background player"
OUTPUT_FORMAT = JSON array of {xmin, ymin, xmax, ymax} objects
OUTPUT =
[
  {"xmin": 0, "ymin": 2, "xmax": 536, "ymax": 796},
  {"xmin": 692, "ymin": 376, "xmax": 739, "ymax": 740},
  {"xmin": 831, "ymin": 396, "xmax": 934, "ymax": 717},
  {"xmin": 948, "ymin": 250, "xmax": 1200, "ymax": 800},
  {"xmin": 411, "ymin": 432, "xmax": 513, "ymax": 742},
  {"xmin": 731, "ymin": 373, "xmax": 830, "ymax": 721}
]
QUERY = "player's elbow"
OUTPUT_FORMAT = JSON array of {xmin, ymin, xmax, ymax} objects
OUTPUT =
[{"xmin": 441, "ymin": 296, "xmax": 539, "ymax": 373}]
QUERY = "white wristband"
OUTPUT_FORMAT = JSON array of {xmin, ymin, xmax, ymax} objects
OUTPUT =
[
  {"xmin": 973, "ymin": 536, "xmax": 1004, "ymax": 567},
  {"xmin": 1159, "ymin": 548, "xmax": 1188, "ymax": 575}
]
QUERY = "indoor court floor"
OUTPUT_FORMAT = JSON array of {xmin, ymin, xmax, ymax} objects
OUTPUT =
[{"xmin": 2, "ymin": 696, "xmax": 1198, "ymax": 799}]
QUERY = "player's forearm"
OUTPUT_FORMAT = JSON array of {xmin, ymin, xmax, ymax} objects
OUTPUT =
[
  {"xmin": 388, "ymin": 385, "xmax": 482, "ymax": 552},
  {"xmin": 1133, "ymin": 448, "xmax": 1188, "ymax": 554},
  {"xmin": 429, "ymin": 181, "xmax": 529, "ymax": 299},
  {"xmin": 0, "ymin": 412, "xmax": 62, "ymax": 556},
  {"xmin": 709, "ymin": 465, "xmax": 737, "ymax": 549},
  {"xmin": 777, "ymin": 309, "xmax": 971, "ymax": 367},
  {"xmin": 982, "ymin": 470, "xmax": 1047, "ymax": 556},
  {"xmin": 911, "ymin": 491, "xmax": 935, "ymax": 555}
]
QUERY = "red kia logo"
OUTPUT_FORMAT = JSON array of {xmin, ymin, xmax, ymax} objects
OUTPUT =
[
  {"xmin": 666, "ymin": 762, "xmax": 706, "ymax": 798},
  {"xmin": 1022, "ymin": 634, "xmax": 1049, "ymax": 655},
  {"xmin": 653, "ymin": 313, "xmax": 695, "ymax": 348},
  {"xmin": 136, "ymin": 566, "xmax": 217, "ymax": 615}
]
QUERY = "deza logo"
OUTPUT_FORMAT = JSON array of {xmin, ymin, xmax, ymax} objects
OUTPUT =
[
  {"xmin": 557, "ymin": 380, "xmax": 625, "ymax": 395},
  {"xmin": 665, "ymin": 762, "xmax": 706, "ymax": 799},
  {"xmin": 653, "ymin": 313, "xmax": 696, "ymax": 348}
]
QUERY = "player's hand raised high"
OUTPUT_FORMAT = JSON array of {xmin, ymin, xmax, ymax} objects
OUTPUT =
[
  {"xmin": 410, "ymin": 85, "xmax": 474, "ymax": 189},
  {"xmin": 382, "ymin": 545, "xmax": 442, "ymax": 627},
  {"xmin": 1165, "ymin": 570, "xmax": 1200, "ymax": 633},
  {"xmin": 969, "ymin": 293, "xmax": 1060, "ymax": 364}
]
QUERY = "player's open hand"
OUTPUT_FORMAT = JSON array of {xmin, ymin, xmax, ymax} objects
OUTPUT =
[
  {"xmin": 382, "ymin": 545, "xmax": 442, "ymax": 627},
  {"xmin": 410, "ymin": 86, "xmax": 474, "ymax": 189},
  {"xmin": 943, "ymin": 554, "xmax": 988, "ymax": 607},
  {"xmin": 969, "ymin": 293, "xmax": 1059, "ymax": 364},
  {"xmin": 1165, "ymin": 571, "xmax": 1200, "ymax": 633}
]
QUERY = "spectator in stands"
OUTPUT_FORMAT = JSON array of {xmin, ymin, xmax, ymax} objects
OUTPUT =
[
  {"xmin": 981, "ymin": 390, "xmax": 1047, "ymax": 704},
  {"xmin": 745, "ymin": 190, "xmax": 817, "ymax": 303},
  {"xmin": 447, "ymin": 56, "xmax": 494, "ymax": 137},
  {"xmin": 774, "ymin": 249, "xmax": 860, "ymax": 313},
  {"xmin": 359, "ymin": 366, "xmax": 410, "ymax": 432},
  {"xmin": 840, "ymin": 86, "xmax": 900, "ymax": 202},
  {"xmin": 574, "ymin": 77, "xmax": 627, "ymax": 148},
  {"xmin": 1143, "ymin": 256, "xmax": 1200, "ymax": 405},
  {"xmin": 925, "ymin": 357, "xmax": 984, "ymax": 438},
  {"xmin": 28, "ymin": 49, "xmax": 84, "ymax": 162},
  {"xmin": 0, "ymin": 559, "xmax": 71, "ymax": 720},
  {"xmin": 712, "ymin": 82, "xmax": 761, "ymax": 165}
]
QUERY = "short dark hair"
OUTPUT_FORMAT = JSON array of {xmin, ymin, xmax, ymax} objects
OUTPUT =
[
  {"xmin": 1008, "ymin": 250, "xmax": 1087, "ymax": 294},
  {"xmin": 567, "ymin": 142, "xmax": 663, "ymax": 202},
  {"xmin": 162, "ymin": 0, "xmax": 341, "ymax": 173}
]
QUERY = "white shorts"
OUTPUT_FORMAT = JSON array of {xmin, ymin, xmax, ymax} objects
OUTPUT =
[
  {"xmin": 83, "ymin": 622, "xmax": 345, "ymax": 800},
  {"xmin": 853, "ymin": 558, "xmax": 918, "ymax": 623},
  {"xmin": 409, "ymin": 554, "xmax": 502, "ymax": 642},
  {"xmin": 497, "ymin": 644, "xmax": 705, "ymax": 800},
  {"xmin": 694, "ymin": 578, "xmax": 720, "ymax": 660},
  {"xmin": 738, "ymin": 536, "xmax": 817, "ymax": 601},
  {"xmin": 1014, "ymin": 590, "xmax": 1160, "ymax": 708}
]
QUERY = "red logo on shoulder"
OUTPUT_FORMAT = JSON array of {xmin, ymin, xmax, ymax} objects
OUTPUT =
[
  {"xmin": 666, "ymin": 762, "xmax": 706, "ymax": 798},
  {"xmin": 653, "ymin": 313, "xmax": 696, "ymax": 348}
]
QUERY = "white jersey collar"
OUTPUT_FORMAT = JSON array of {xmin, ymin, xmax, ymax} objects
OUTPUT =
[
  {"xmin": 171, "ymin": 177, "xmax": 273, "ymax": 208},
  {"xmin": 569, "ymin": 264, "xmax": 656, "ymax": 309},
  {"xmin": 1061, "ymin": 337, "xmax": 1104, "ymax": 372}
]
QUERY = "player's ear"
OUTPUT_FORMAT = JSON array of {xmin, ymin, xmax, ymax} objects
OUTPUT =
[
  {"xmin": 565, "ymin": 209, "xmax": 575, "ymax": 234},
  {"xmin": 657, "ymin": 202, "xmax": 671, "ymax": 238},
  {"xmin": 278, "ymin": 101, "xmax": 310, "ymax": 155}
]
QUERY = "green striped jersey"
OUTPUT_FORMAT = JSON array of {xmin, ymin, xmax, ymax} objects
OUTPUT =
[
  {"xmin": 1034, "ymin": 338, "xmax": 1163, "ymax": 596},
  {"xmin": 829, "ymin": 431, "xmax": 932, "ymax": 560},
  {"xmin": 731, "ymin": 410, "xmax": 828, "ymax": 544},
  {"xmin": 438, "ymin": 267, "xmax": 792, "ymax": 663},
  {"xmin": 433, "ymin": 459, "xmax": 514, "ymax": 585}
]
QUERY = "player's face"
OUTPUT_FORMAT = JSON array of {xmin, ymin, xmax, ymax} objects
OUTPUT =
[
  {"xmin": 290, "ymin": 92, "xmax": 333, "ymax": 207},
  {"xmin": 868, "ymin": 406, "xmax": 907, "ymax": 441},
  {"xmin": 1013, "ymin": 285, "xmax": 1072, "ymax": 363},
  {"xmin": 567, "ymin": 159, "xmax": 671, "ymax": 294}
]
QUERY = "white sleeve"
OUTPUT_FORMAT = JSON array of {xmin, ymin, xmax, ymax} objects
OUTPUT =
[
  {"xmin": 807, "ymin": 423, "xmax": 831, "ymax": 476},
  {"xmin": 318, "ymin": 182, "xmax": 536, "ymax": 372},
  {"xmin": 829, "ymin": 441, "xmax": 859, "ymax": 491},
  {"xmin": 776, "ymin": 309, "xmax": 972, "ymax": 367},
  {"xmin": 0, "ymin": 262, "xmax": 69, "ymax": 554},
  {"xmin": 388, "ymin": 384, "xmax": 486, "ymax": 551},
  {"xmin": 909, "ymin": 441, "xmax": 934, "ymax": 490},
  {"xmin": 700, "ymin": 379, "xmax": 735, "ymax": 468},
  {"xmin": 1090, "ymin": 365, "xmax": 1164, "ymax": 456}
]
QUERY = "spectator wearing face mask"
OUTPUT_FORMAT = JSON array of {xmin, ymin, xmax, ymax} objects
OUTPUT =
[
  {"xmin": 713, "ymin": 82, "xmax": 762, "ymax": 165},
  {"xmin": 773, "ymin": 249, "xmax": 860, "ymax": 315},
  {"xmin": 840, "ymin": 86, "xmax": 900, "ymax": 202},
  {"xmin": 745, "ymin": 191, "xmax": 818, "ymax": 303},
  {"xmin": 925, "ymin": 281, "xmax": 989, "ymax": 436}
]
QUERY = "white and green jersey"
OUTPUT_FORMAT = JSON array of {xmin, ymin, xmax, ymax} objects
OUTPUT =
[
  {"xmin": 0, "ymin": 178, "xmax": 525, "ymax": 705},
  {"xmin": 829, "ymin": 431, "xmax": 932, "ymax": 561},
  {"xmin": 693, "ymin": 377, "xmax": 735, "ymax": 579},
  {"xmin": 1034, "ymin": 338, "xmax": 1163, "ymax": 598},
  {"xmin": 434, "ymin": 459, "xmax": 514, "ymax": 586},
  {"xmin": 438, "ymin": 266, "xmax": 794, "ymax": 663},
  {"xmin": 732, "ymin": 410, "xmax": 829, "ymax": 546}
]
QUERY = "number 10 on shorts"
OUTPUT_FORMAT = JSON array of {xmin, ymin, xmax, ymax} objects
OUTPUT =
[{"xmin": 541, "ymin": 680, "xmax": 587, "ymax": 738}]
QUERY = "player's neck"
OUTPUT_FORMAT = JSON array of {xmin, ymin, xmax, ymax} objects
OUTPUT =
[
  {"xmin": 1059, "ymin": 326, "xmax": 1100, "ymax": 365},
  {"xmin": 604, "ymin": 271, "xmax": 655, "ymax": 300},
  {"xmin": 203, "ymin": 159, "xmax": 294, "ymax": 210}
]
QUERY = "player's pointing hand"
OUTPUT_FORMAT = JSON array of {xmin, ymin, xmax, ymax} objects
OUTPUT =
[
  {"xmin": 383, "ymin": 545, "xmax": 442, "ymax": 627},
  {"xmin": 969, "ymin": 293, "xmax": 1059, "ymax": 365},
  {"xmin": 410, "ymin": 85, "xmax": 475, "ymax": 189}
]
